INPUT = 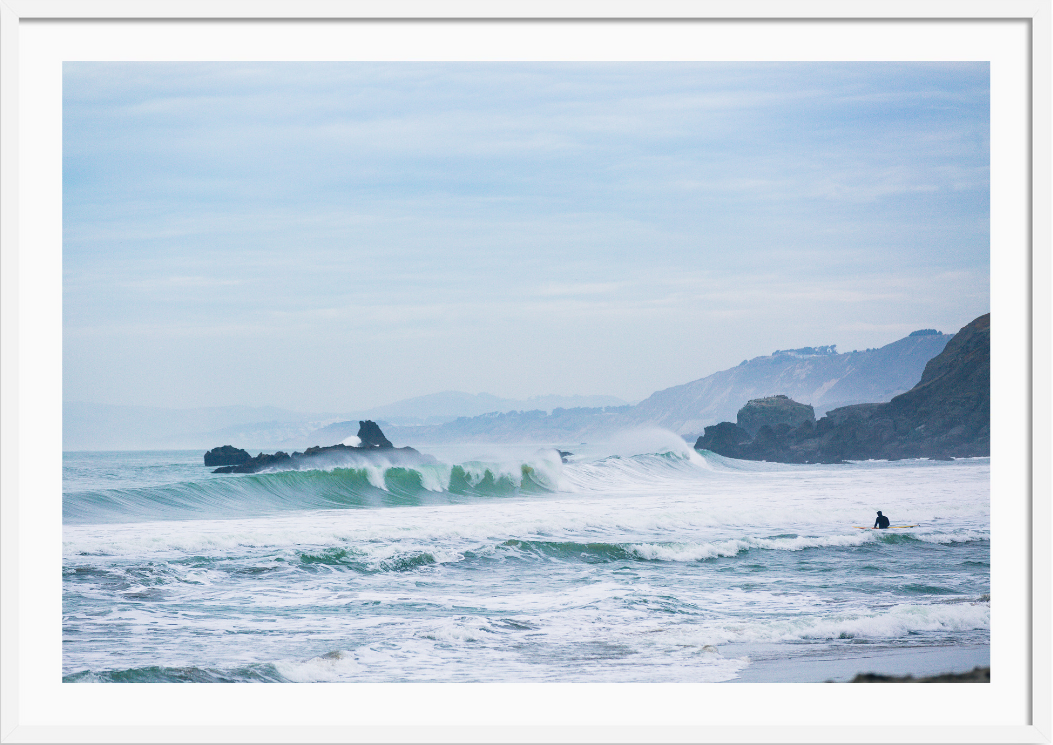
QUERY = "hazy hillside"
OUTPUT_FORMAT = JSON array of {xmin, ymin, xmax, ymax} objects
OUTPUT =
[
  {"xmin": 320, "ymin": 406, "xmax": 636, "ymax": 447},
  {"xmin": 352, "ymin": 330, "xmax": 952, "ymax": 447},
  {"xmin": 353, "ymin": 391, "xmax": 628, "ymax": 426},
  {"xmin": 62, "ymin": 402, "xmax": 344, "ymax": 452},
  {"xmin": 66, "ymin": 330, "xmax": 951, "ymax": 451},
  {"xmin": 64, "ymin": 392, "xmax": 628, "ymax": 451},
  {"xmin": 630, "ymin": 331, "xmax": 952, "ymax": 435}
]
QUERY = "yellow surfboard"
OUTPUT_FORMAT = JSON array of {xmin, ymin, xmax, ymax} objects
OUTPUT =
[{"xmin": 854, "ymin": 525, "xmax": 918, "ymax": 529}]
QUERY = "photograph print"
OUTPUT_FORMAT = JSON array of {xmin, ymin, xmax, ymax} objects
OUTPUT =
[{"xmin": 62, "ymin": 62, "xmax": 990, "ymax": 683}]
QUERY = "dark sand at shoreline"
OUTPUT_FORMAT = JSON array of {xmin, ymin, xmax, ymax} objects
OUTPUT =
[{"xmin": 723, "ymin": 643, "xmax": 990, "ymax": 683}]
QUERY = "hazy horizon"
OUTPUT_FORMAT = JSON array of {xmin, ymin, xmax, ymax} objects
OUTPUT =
[
  {"xmin": 63, "ymin": 389, "xmax": 635, "ymax": 417},
  {"xmin": 64, "ymin": 62, "xmax": 989, "ymax": 412},
  {"xmin": 63, "ymin": 321, "xmax": 958, "ymax": 417}
]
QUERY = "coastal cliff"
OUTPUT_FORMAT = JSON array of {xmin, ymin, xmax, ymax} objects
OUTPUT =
[{"xmin": 694, "ymin": 313, "xmax": 990, "ymax": 463}]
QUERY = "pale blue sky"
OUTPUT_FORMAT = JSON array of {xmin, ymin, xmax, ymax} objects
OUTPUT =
[{"xmin": 63, "ymin": 62, "xmax": 989, "ymax": 411}]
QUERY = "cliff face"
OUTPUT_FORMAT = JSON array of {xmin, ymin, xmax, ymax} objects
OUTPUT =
[
  {"xmin": 694, "ymin": 314, "xmax": 990, "ymax": 463},
  {"xmin": 632, "ymin": 332, "xmax": 952, "ymax": 435},
  {"xmin": 889, "ymin": 312, "xmax": 989, "ymax": 446}
]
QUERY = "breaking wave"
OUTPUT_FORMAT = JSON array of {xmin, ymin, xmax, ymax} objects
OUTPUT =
[{"xmin": 64, "ymin": 451, "xmax": 566, "ymax": 525}]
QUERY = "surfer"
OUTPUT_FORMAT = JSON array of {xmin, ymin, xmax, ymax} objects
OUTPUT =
[{"xmin": 874, "ymin": 511, "xmax": 890, "ymax": 529}]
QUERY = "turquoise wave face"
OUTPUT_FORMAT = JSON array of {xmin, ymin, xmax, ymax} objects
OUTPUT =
[
  {"xmin": 297, "ymin": 547, "xmax": 438, "ymax": 573},
  {"xmin": 63, "ymin": 460, "xmax": 560, "ymax": 525},
  {"xmin": 501, "ymin": 539, "xmax": 641, "ymax": 563}
]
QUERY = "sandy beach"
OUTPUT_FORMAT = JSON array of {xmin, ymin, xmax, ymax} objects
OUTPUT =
[{"xmin": 725, "ymin": 642, "xmax": 990, "ymax": 683}]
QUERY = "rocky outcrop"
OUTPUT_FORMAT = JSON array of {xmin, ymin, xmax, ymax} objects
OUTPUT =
[
  {"xmin": 209, "ymin": 421, "xmax": 420, "ymax": 474},
  {"xmin": 694, "ymin": 421, "xmax": 751, "ymax": 453},
  {"xmin": 203, "ymin": 445, "xmax": 251, "ymax": 467},
  {"xmin": 694, "ymin": 417, "xmax": 831, "ymax": 463},
  {"xmin": 356, "ymin": 419, "xmax": 393, "ymax": 448},
  {"xmin": 695, "ymin": 314, "xmax": 989, "ymax": 463},
  {"xmin": 736, "ymin": 395, "xmax": 815, "ymax": 437},
  {"xmin": 633, "ymin": 329, "xmax": 952, "ymax": 435}
]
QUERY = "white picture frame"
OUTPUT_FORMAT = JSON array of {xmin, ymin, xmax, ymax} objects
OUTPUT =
[{"xmin": 1, "ymin": 2, "xmax": 1049, "ymax": 743}]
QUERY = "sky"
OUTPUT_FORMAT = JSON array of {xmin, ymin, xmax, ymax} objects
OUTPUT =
[{"xmin": 63, "ymin": 62, "xmax": 990, "ymax": 412}]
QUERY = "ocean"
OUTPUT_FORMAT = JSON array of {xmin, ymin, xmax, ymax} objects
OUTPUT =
[{"xmin": 62, "ymin": 432, "xmax": 990, "ymax": 683}]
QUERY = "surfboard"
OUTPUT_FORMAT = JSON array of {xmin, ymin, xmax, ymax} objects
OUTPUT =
[{"xmin": 853, "ymin": 525, "xmax": 918, "ymax": 529}]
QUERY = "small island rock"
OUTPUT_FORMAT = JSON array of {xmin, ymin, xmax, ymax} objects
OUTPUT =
[
  {"xmin": 207, "ymin": 420, "xmax": 420, "ymax": 474},
  {"xmin": 204, "ymin": 445, "xmax": 251, "ymax": 467}
]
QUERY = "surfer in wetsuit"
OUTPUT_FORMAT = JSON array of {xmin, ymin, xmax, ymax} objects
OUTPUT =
[{"xmin": 874, "ymin": 511, "xmax": 890, "ymax": 529}]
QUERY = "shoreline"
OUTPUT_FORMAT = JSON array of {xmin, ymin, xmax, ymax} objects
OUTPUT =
[{"xmin": 723, "ymin": 643, "xmax": 990, "ymax": 683}]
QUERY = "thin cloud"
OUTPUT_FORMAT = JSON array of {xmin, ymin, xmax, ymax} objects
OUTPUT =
[{"xmin": 63, "ymin": 61, "xmax": 990, "ymax": 410}]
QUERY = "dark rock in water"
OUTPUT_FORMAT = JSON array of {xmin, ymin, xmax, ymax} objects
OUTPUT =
[
  {"xmin": 695, "ymin": 313, "xmax": 990, "ymax": 463},
  {"xmin": 204, "ymin": 445, "xmax": 251, "ymax": 467},
  {"xmin": 209, "ymin": 421, "xmax": 421, "ymax": 474},
  {"xmin": 695, "ymin": 408, "xmax": 835, "ymax": 463},
  {"xmin": 736, "ymin": 395, "xmax": 816, "ymax": 438},
  {"xmin": 357, "ymin": 420, "xmax": 393, "ymax": 448}
]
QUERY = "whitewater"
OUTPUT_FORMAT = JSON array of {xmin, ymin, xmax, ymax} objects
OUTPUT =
[{"xmin": 62, "ymin": 434, "xmax": 989, "ymax": 683}]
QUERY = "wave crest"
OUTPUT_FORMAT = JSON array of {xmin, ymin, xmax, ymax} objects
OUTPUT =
[{"xmin": 64, "ymin": 453, "xmax": 565, "ymax": 525}]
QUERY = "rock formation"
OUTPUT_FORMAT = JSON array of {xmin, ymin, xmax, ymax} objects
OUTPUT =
[
  {"xmin": 203, "ymin": 445, "xmax": 251, "ymax": 467},
  {"xmin": 695, "ymin": 313, "xmax": 990, "ymax": 463},
  {"xmin": 632, "ymin": 329, "xmax": 952, "ymax": 435},
  {"xmin": 208, "ymin": 421, "xmax": 421, "ymax": 474},
  {"xmin": 736, "ymin": 395, "xmax": 816, "ymax": 438},
  {"xmin": 356, "ymin": 419, "xmax": 393, "ymax": 448}
]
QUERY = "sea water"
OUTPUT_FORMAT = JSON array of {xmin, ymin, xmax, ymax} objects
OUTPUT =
[{"xmin": 62, "ymin": 436, "xmax": 990, "ymax": 683}]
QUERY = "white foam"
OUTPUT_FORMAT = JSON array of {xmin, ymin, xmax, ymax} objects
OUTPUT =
[
  {"xmin": 628, "ymin": 540, "xmax": 751, "ymax": 561},
  {"xmin": 625, "ymin": 532, "xmax": 876, "ymax": 562},
  {"xmin": 416, "ymin": 463, "xmax": 452, "ymax": 492},
  {"xmin": 363, "ymin": 464, "xmax": 388, "ymax": 490},
  {"xmin": 914, "ymin": 529, "xmax": 989, "ymax": 544},
  {"xmin": 699, "ymin": 601, "xmax": 991, "ymax": 645},
  {"xmin": 418, "ymin": 617, "xmax": 495, "ymax": 644},
  {"xmin": 274, "ymin": 650, "xmax": 361, "ymax": 683}
]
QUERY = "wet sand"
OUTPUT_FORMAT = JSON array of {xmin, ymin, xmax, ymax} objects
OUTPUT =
[{"xmin": 724, "ymin": 643, "xmax": 990, "ymax": 683}]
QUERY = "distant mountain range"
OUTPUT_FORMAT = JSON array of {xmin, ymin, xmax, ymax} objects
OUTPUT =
[
  {"xmin": 342, "ymin": 391, "xmax": 628, "ymax": 426},
  {"xmin": 66, "ymin": 327, "xmax": 955, "ymax": 452},
  {"xmin": 63, "ymin": 393, "xmax": 628, "ymax": 451},
  {"xmin": 62, "ymin": 402, "xmax": 347, "ymax": 452},
  {"xmin": 323, "ymin": 328, "xmax": 953, "ymax": 446}
]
